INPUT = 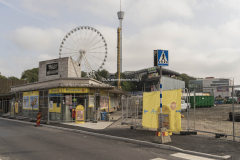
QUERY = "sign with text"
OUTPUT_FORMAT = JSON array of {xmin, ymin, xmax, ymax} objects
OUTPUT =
[
  {"xmin": 147, "ymin": 67, "xmax": 157, "ymax": 73},
  {"xmin": 217, "ymin": 87, "xmax": 229, "ymax": 92},
  {"xmin": 49, "ymin": 88, "xmax": 89, "ymax": 94},
  {"xmin": 46, "ymin": 63, "xmax": 58, "ymax": 76}
]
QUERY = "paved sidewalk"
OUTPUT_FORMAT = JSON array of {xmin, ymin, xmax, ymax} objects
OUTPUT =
[{"xmin": 50, "ymin": 121, "xmax": 240, "ymax": 159}]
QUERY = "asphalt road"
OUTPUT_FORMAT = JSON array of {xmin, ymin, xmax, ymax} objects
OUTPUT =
[{"xmin": 0, "ymin": 119, "xmax": 217, "ymax": 160}]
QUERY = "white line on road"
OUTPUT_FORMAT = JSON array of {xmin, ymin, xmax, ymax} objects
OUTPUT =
[
  {"xmin": 149, "ymin": 158, "xmax": 167, "ymax": 160},
  {"xmin": 171, "ymin": 153, "xmax": 216, "ymax": 160}
]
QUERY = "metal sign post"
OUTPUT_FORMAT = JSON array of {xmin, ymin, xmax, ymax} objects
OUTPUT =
[
  {"xmin": 159, "ymin": 66, "xmax": 163, "ymax": 128},
  {"xmin": 157, "ymin": 49, "xmax": 169, "ymax": 128},
  {"xmin": 154, "ymin": 49, "xmax": 171, "ymax": 144}
]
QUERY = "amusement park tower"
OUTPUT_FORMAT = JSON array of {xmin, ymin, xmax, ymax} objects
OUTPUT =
[{"xmin": 117, "ymin": 1, "xmax": 124, "ymax": 73}]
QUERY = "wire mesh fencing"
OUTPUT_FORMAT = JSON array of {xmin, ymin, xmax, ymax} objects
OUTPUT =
[
  {"xmin": 121, "ymin": 86, "xmax": 240, "ymax": 142},
  {"xmin": 182, "ymin": 85, "xmax": 240, "ymax": 141},
  {"xmin": 121, "ymin": 94, "xmax": 143, "ymax": 127}
]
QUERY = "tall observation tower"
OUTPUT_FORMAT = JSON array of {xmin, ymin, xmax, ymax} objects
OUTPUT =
[{"xmin": 117, "ymin": 1, "xmax": 124, "ymax": 73}]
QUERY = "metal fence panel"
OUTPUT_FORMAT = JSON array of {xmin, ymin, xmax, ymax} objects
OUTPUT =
[
  {"xmin": 184, "ymin": 86, "xmax": 240, "ymax": 141},
  {"xmin": 121, "ymin": 95, "xmax": 143, "ymax": 127}
]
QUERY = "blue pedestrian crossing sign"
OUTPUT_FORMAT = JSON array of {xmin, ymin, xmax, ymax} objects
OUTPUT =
[{"xmin": 158, "ymin": 50, "xmax": 169, "ymax": 66}]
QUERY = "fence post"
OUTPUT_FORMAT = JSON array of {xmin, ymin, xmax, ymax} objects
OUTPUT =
[
  {"xmin": 108, "ymin": 90, "xmax": 109, "ymax": 121},
  {"xmin": 232, "ymin": 86, "xmax": 235, "ymax": 141},
  {"xmin": 121, "ymin": 95, "xmax": 123, "ymax": 124},
  {"xmin": 194, "ymin": 87, "xmax": 196, "ymax": 131},
  {"xmin": 48, "ymin": 92, "xmax": 49, "ymax": 123},
  {"xmin": 126, "ymin": 96, "xmax": 128, "ymax": 123},
  {"xmin": 187, "ymin": 88, "xmax": 190, "ymax": 131},
  {"xmin": 137, "ymin": 96, "xmax": 138, "ymax": 126},
  {"xmin": 131, "ymin": 97, "xmax": 133, "ymax": 125},
  {"xmin": 31, "ymin": 100, "xmax": 33, "ymax": 121}
]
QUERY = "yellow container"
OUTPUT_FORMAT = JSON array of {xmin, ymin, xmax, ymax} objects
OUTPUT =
[{"xmin": 75, "ymin": 105, "xmax": 85, "ymax": 124}]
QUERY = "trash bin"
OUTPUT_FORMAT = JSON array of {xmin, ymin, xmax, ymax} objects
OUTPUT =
[
  {"xmin": 228, "ymin": 112, "xmax": 240, "ymax": 122},
  {"xmin": 101, "ymin": 112, "xmax": 107, "ymax": 120}
]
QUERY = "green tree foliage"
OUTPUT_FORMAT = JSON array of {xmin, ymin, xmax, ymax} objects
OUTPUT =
[
  {"xmin": 21, "ymin": 68, "xmax": 39, "ymax": 83},
  {"xmin": 97, "ymin": 69, "xmax": 109, "ymax": 79},
  {"xmin": 114, "ymin": 72, "xmax": 126, "ymax": 79},
  {"xmin": 8, "ymin": 76, "xmax": 19, "ymax": 80},
  {"xmin": 112, "ymin": 72, "xmax": 137, "ymax": 92},
  {"xmin": 81, "ymin": 71, "xmax": 87, "ymax": 77},
  {"xmin": 0, "ymin": 72, "xmax": 7, "ymax": 79},
  {"xmin": 179, "ymin": 73, "xmax": 196, "ymax": 88}
]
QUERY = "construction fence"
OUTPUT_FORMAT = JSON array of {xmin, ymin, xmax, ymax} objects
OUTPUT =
[
  {"xmin": 122, "ymin": 86, "xmax": 240, "ymax": 141},
  {"xmin": 181, "ymin": 85, "xmax": 240, "ymax": 141},
  {"xmin": 122, "ymin": 89, "xmax": 182, "ymax": 133}
]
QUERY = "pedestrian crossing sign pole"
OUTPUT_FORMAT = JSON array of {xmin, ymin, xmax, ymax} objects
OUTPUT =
[{"xmin": 154, "ymin": 49, "xmax": 171, "ymax": 144}]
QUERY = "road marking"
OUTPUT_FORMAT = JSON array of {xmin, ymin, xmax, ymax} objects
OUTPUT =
[
  {"xmin": 150, "ymin": 158, "xmax": 167, "ymax": 160},
  {"xmin": 171, "ymin": 153, "xmax": 216, "ymax": 160}
]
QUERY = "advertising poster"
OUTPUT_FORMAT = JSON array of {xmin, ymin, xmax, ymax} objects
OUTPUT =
[
  {"xmin": 89, "ymin": 95, "xmax": 94, "ymax": 108},
  {"xmin": 76, "ymin": 110, "xmax": 84, "ymax": 120},
  {"xmin": 148, "ymin": 72, "xmax": 158, "ymax": 79},
  {"xmin": 100, "ymin": 96, "xmax": 110, "ymax": 109},
  {"xmin": 100, "ymin": 96, "xmax": 104, "ymax": 109},
  {"xmin": 104, "ymin": 97, "xmax": 109, "ymax": 108},
  {"xmin": 23, "ymin": 96, "xmax": 29, "ymax": 109},
  {"xmin": 217, "ymin": 87, "xmax": 229, "ymax": 92},
  {"xmin": 65, "ymin": 95, "xmax": 72, "ymax": 105},
  {"xmin": 15, "ymin": 102, "xmax": 18, "ymax": 113},
  {"xmin": 30, "ymin": 95, "xmax": 38, "ymax": 110}
]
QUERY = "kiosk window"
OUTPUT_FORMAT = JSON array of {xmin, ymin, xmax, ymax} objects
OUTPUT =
[{"xmin": 50, "ymin": 97, "xmax": 60, "ymax": 103}]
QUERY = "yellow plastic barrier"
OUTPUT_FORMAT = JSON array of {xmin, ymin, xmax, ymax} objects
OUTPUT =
[{"xmin": 142, "ymin": 89, "xmax": 182, "ymax": 132}]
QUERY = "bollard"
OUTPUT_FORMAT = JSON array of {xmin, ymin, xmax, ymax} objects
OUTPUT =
[{"xmin": 34, "ymin": 113, "xmax": 42, "ymax": 127}]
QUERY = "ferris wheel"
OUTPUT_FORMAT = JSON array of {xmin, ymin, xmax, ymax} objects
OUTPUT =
[{"xmin": 59, "ymin": 26, "xmax": 108, "ymax": 78}]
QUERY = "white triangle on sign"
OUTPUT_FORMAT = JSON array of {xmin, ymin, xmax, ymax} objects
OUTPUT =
[{"xmin": 158, "ymin": 51, "xmax": 168, "ymax": 64}]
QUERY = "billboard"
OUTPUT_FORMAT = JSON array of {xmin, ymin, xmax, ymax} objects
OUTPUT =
[
  {"xmin": 46, "ymin": 63, "xmax": 58, "ymax": 76},
  {"xmin": 23, "ymin": 91, "xmax": 39, "ymax": 110},
  {"xmin": 217, "ymin": 87, "xmax": 229, "ymax": 92},
  {"xmin": 148, "ymin": 72, "xmax": 159, "ymax": 79},
  {"xmin": 147, "ymin": 67, "xmax": 157, "ymax": 74}
]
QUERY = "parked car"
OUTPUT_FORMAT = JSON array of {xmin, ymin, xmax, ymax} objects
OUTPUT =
[{"xmin": 181, "ymin": 100, "xmax": 190, "ymax": 112}]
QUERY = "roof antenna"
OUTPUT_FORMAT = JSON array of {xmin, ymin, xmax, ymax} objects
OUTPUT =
[{"xmin": 120, "ymin": 0, "xmax": 121, "ymax": 11}]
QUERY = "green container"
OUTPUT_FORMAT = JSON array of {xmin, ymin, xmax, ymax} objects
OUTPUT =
[
  {"xmin": 226, "ymin": 99, "xmax": 236, "ymax": 104},
  {"xmin": 190, "ymin": 96, "xmax": 214, "ymax": 108}
]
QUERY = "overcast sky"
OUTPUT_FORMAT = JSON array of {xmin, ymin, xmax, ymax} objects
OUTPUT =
[{"xmin": 0, "ymin": 0, "xmax": 240, "ymax": 84}]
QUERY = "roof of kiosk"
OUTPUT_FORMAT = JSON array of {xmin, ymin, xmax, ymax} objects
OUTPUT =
[{"xmin": 10, "ymin": 78, "xmax": 127, "ymax": 95}]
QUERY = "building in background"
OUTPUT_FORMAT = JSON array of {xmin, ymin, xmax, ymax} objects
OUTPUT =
[
  {"xmin": 0, "ymin": 79, "xmax": 28, "ymax": 113},
  {"xmin": 189, "ymin": 77, "xmax": 234, "ymax": 98},
  {"xmin": 10, "ymin": 57, "xmax": 126, "ymax": 122},
  {"xmin": 124, "ymin": 66, "xmax": 185, "ymax": 92}
]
